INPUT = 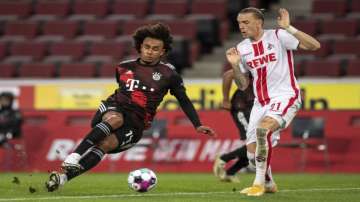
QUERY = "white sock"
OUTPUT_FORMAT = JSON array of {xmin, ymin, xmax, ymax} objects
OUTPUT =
[
  {"xmin": 59, "ymin": 173, "xmax": 68, "ymax": 186},
  {"xmin": 253, "ymin": 160, "xmax": 267, "ymax": 185},
  {"xmin": 253, "ymin": 128, "xmax": 270, "ymax": 186},
  {"xmin": 64, "ymin": 153, "xmax": 81, "ymax": 164}
]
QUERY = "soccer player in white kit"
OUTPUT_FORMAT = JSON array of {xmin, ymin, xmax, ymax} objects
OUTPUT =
[{"xmin": 226, "ymin": 7, "xmax": 320, "ymax": 196}]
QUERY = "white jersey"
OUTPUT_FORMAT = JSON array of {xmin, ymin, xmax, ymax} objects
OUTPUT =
[{"xmin": 236, "ymin": 29, "xmax": 300, "ymax": 108}]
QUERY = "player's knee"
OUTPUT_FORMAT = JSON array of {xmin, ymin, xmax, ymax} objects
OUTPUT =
[
  {"xmin": 246, "ymin": 143, "xmax": 256, "ymax": 153},
  {"xmin": 103, "ymin": 111, "xmax": 124, "ymax": 129},
  {"xmin": 259, "ymin": 117, "xmax": 279, "ymax": 131},
  {"xmin": 97, "ymin": 134, "xmax": 119, "ymax": 153}
]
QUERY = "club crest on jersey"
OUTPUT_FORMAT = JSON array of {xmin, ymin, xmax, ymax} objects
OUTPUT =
[{"xmin": 152, "ymin": 72, "xmax": 162, "ymax": 81}]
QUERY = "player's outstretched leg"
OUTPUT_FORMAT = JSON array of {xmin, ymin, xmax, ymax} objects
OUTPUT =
[
  {"xmin": 46, "ymin": 133, "xmax": 117, "ymax": 192},
  {"xmin": 61, "ymin": 121, "xmax": 113, "ymax": 173},
  {"xmin": 46, "ymin": 146, "xmax": 106, "ymax": 192},
  {"xmin": 62, "ymin": 121, "xmax": 113, "ymax": 172}
]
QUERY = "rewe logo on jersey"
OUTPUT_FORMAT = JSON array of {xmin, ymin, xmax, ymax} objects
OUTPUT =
[
  {"xmin": 125, "ymin": 79, "xmax": 155, "ymax": 92},
  {"xmin": 247, "ymin": 52, "xmax": 277, "ymax": 69}
]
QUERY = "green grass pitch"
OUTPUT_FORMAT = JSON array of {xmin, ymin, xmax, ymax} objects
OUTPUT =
[{"xmin": 0, "ymin": 173, "xmax": 359, "ymax": 202}]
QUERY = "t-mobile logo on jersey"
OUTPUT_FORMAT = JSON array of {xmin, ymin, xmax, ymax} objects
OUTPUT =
[{"xmin": 125, "ymin": 79, "xmax": 155, "ymax": 92}]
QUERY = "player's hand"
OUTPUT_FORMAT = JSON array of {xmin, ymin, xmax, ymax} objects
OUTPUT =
[
  {"xmin": 196, "ymin": 126, "xmax": 217, "ymax": 137},
  {"xmin": 226, "ymin": 47, "xmax": 241, "ymax": 67},
  {"xmin": 222, "ymin": 100, "xmax": 231, "ymax": 110},
  {"xmin": 277, "ymin": 8, "xmax": 290, "ymax": 29}
]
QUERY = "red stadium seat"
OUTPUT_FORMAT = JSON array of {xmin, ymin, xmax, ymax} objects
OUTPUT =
[
  {"xmin": 43, "ymin": 55, "xmax": 73, "ymax": 64},
  {"xmin": 346, "ymin": 59, "xmax": 360, "ymax": 76},
  {"xmin": 18, "ymin": 63, "xmax": 56, "ymax": 78},
  {"xmin": 0, "ymin": 43, "xmax": 7, "ymax": 60},
  {"xmin": 351, "ymin": 0, "xmax": 360, "ymax": 12},
  {"xmin": 34, "ymin": 0, "xmax": 70, "ymax": 16},
  {"xmin": 312, "ymin": 0, "xmax": 347, "ymax": 16},
  {"xmin": 303, "ymin": 60, "xmax": 342, "ymax": 77},
  {"xmin": 72, "ymin": 0, "xmax": 109, "ymax": 17},
  {"xmin": 296, "ymin": 39, "xmax": 331, "ymax": 58},
  {"xmin": 83, "ymin": 20, "xmax": 120, "ymax": 39},
  {"xmin": 4, "ymin": 21, "xmax": 39, "ymax": 39},
  {"xmin": 0, "ymin": 1, "xmax": 32, "ymax": 17},
  {"xmin": 0, "ymin": 63, "xmax": 17, "ymax": 78},
  {"xmin": 58, "ymin": 63, "xmax": 96, "ymax": 78},
  {"xmin": 292, "ymin": 19, "xmax": 318, "ymax": 36},
  {"xmin": 167, "ymin": 20, "xmax": 197, "ymax": 40},
  {"xmin": 220, "ymin": 20, "xmax": 229, "ymax": 42},
  {"xmin": 186, "ymin": 14, "xmax": 221, "ymax": 51},
  {"xmin": 10, "ymin": 42, "xmax": 47, "ymax": 61},
  {"xmin": 320, "ymin": 19, "xmax": 359, "ymax": 37},
  {"xmin": 83, "ymin": 55, "xmax": 113, "ymax": 64},
  {"xmin": 2, "ymin": 56, "xmax": 33, "ymax": 65},
  {"xmin": 191, "ymin": 0, "xmax": 227, "ymax": 20},
  {"xmin": 145, "ymin": 14, "xmax": 176, "ymax": 21},
  {"xmin": 333, "ymin": 39, "xmax": 360, "ymax": 56},
  {"xmin": 123, "ymin": 19, "xmax": 197, "ymax": 41},
  {"xmin": 153, "ymin": 0, "xmax": 188, "ymax": 17},
  {"xmin": 89, "ymin": 41, "xmax": 127, "ymax": 59},
  {"xmin": 98, "ymin": 63, "xmax": 117, "ymax": 78},
  {"xmin": 50, "ymin": 41, "xmax": 86, "ymax": 60},
  {"xmin": 112, "ymin": 0, "xmax": 149, "ymax": 18},
  {"xmin": 42, "ymin": 20, "xmax": 80, "ymax": 39},
  {"xmin": 122, "ymin": 20, "xmax": 153, "ymax": 35}
]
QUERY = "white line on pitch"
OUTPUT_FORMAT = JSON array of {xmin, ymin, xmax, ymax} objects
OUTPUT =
[{"xmin": 1, "ymin": 187, "xmax": 360, "ymax": 201}]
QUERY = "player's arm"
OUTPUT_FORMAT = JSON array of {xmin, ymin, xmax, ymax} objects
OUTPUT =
[
  {"xmin": 169, "ymin": 73, "xmax": 216, "ymax": 137},
  {"xmin": 222, "ymin": 69, "xmax": 234, "ymax": 110},
  {"xmin": 277, "ymin": 8, "xmax": 321, "ymax": 51},
  {"xmin": 226, "ymin": 48, "xmax": 249, "ymax": 91}
]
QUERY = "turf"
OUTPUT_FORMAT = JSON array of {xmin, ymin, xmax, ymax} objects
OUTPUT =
[{"xmin": 0, "ymin": 172, "xmax": 359, "ymax": 202}]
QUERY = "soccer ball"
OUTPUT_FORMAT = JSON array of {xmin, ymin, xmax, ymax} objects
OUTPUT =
[{"xmin": 127, "ymin": 168, "xmax": 157, "ymax": 192}]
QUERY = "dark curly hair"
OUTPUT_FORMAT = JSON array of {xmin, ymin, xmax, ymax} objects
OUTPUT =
[{"xmin": 133, "ymin": 22, "xmax": 173, "ymax": 54}]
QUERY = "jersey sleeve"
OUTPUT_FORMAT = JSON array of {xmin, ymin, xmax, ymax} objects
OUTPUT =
[
  {"xmin": 277, "ymin": 29, "xmax": 299, "ymax": 50},
  {"xmin": 169, "ymin": 72, "xmax": 202, "ymax": 128},
  {"xmin": 169, "ymin": 71, "xmax": 186, "ymax": 96}
]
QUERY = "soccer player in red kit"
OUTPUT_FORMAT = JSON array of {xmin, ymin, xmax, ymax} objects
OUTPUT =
[
  {"xmin": 46, "ymin": 23, "xmax": 216, "ymax": 192},
  {"xmin": 226, "ymin": 8, "xmax": 320, "ymax": 196}
]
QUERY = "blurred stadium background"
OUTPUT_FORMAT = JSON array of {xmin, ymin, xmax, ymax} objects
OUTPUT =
[{"xmin": 0, "ymin": 0, "xmax": 359, "ymax": 188}]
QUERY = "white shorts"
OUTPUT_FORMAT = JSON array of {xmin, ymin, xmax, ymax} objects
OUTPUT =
[{"xmin": 246, "ymin": 95, "xmax": 301, "ymax": 146}]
